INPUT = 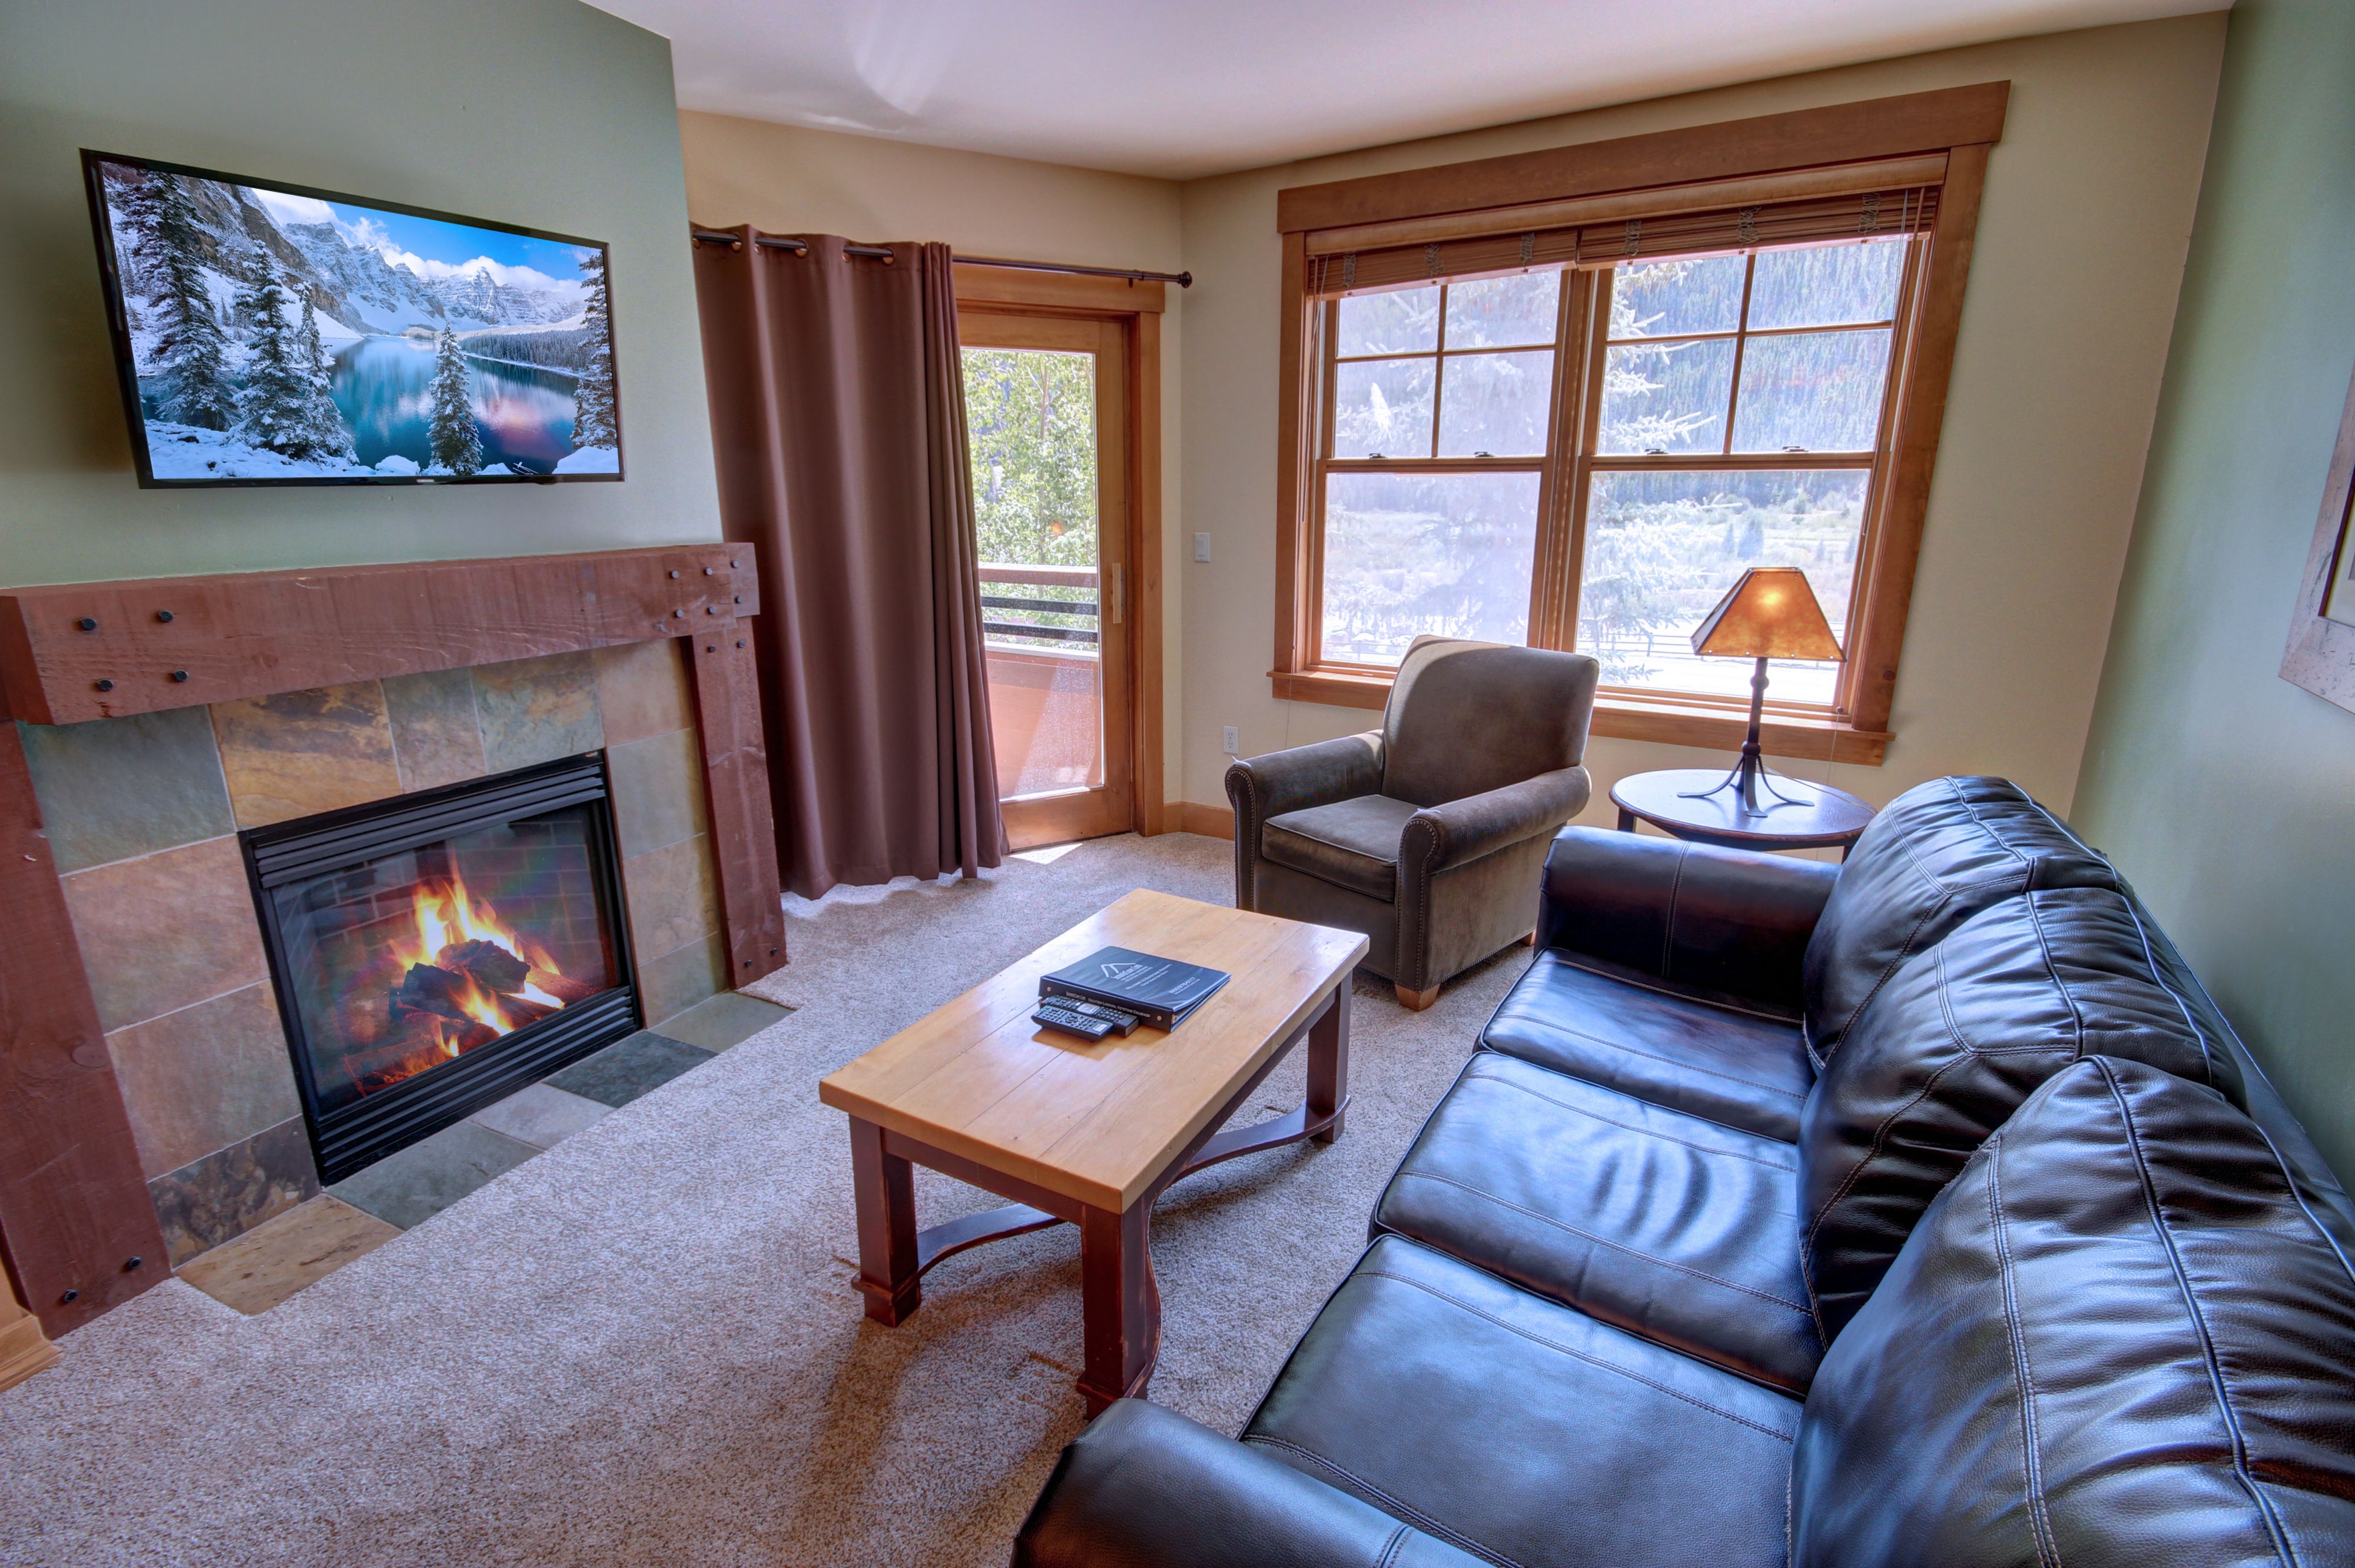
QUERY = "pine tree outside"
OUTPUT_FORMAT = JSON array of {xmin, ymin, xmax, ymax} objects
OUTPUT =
[{"xmin": 961, "ymin": 344, "xmax": 1106, "ymax": 800}]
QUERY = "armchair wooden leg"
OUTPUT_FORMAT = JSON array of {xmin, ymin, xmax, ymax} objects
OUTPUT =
[
  {"xmin": 1395, "ymin": 983, "xmax": 1440, "ymax": 1011},
  {"xmin": 1521, "ymin": 929, "xmax": 1538, "ymax": 946}
]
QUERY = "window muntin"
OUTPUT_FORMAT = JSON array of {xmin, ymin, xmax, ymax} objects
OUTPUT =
[{"xmin": 1306, "ymin": 234, "xmax": 1915, "ymax": 707}]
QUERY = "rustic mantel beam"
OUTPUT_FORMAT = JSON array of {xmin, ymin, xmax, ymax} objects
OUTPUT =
[{"xmin": 0, "ymin": 544, "xmax": 761, "ymax": 726}]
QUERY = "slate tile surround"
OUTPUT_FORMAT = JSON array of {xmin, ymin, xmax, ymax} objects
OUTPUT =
[
  {"xmin": 59, "ymin": 834, "xmax": 269, "ymax": 1035},
  {"xmin": 148, "ymin": 1115, "xmax": 319, "ymax": 1268},
  {"xmin": 328, "ymin": 1121, "xmax": 539, "ymax": 1231},
  {"xmin": 211, "ymin": 682, "xmax": 404, "ymax": 828},
  {"xmin": 21, "ymin": 640, "xmax": 737, "ymax": 1269},
  {"xmin": 104, "ymin": 982, "xmax": 297, "ymax": 1180},
  {"xmin": 15, "ymin": 708, "xmax": 233, "ymax": 873}
]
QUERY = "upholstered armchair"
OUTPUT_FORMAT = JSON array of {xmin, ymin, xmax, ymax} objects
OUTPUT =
[{"xmin": 1225, "ymin": 637, "xmax": 1599, "ymax": 1009}]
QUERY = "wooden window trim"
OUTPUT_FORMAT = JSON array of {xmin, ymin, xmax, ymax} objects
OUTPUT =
[
  {"xmin": 1270, "ymin": 85, "xmax": 2005, "ymax": 762},
  {"xmin": 954, "ymin": 264, "xmax": 1168, "ymax": 835}
]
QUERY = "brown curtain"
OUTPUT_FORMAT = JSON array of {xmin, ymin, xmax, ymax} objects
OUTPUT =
[{"xmin": 693, "ymin": 231, "xmax": 1006, "ymax": 898}]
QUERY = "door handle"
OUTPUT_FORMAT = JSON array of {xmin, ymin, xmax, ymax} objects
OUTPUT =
[{"xmin": 1106, "ymin": 564, "xmax": 1125, "ymax": 624}]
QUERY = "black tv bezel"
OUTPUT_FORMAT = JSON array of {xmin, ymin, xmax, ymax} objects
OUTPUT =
[{"xmin": 80, "ymin": 148, "xmax": 626, "ymax": 490}]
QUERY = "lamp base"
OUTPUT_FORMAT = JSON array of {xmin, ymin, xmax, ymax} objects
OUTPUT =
[
  {"xmin": 1675, "ymin": 655, "xmax": 1810, "ymax": 816},
  {"xmin": 1677, "ymin": 753, "xmax": 1812, "ymax": 815}
]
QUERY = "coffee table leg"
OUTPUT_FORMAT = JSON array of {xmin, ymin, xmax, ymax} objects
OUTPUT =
[
  {"xmin": 1077, "ymin": 1201, "xmax": 1157, "ymax": 1416},
  {"xmin": 848, "ymin": 1118, "xmax": 921, "ymax": 1326},
  {"xmin": 1308, "ymin": 982, "xmax": 1351, "ymax": 1145}
]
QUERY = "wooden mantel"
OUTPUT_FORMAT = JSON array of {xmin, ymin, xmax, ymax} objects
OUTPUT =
[{"xmin": 0, "ymin": 545, "xmax": 787, "ymax": 1336}]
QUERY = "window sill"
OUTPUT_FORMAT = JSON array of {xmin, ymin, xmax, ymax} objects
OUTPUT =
[{"xmin": 1269, "ymin": 667, "xmax": 1891, "ymax": 766}]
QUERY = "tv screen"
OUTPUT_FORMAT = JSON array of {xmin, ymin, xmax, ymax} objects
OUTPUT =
[{"xmin": 82, "ymin": 150, "xmax": 623, "ymax": 487}]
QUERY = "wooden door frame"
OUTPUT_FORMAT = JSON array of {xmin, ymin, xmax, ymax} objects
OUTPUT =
[{"xmin": 954, "ymin": 263, "xmax": 1167, "ymax": 838}]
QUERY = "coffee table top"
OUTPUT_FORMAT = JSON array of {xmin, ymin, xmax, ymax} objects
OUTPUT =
[{"xmin": 818, "ymin": 891, "xmax": 1366, "ymax": 1213}]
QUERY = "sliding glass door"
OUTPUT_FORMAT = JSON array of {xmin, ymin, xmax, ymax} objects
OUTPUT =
[{"xmin": 960, "ymin": 311, "xmax": 1135, "ymax": 849}]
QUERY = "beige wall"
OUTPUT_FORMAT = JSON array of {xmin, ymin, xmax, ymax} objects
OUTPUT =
[
  {"xmin": 1175, "ymin": 15, "xmax": 2227, "ymax": 824},
  {"xmin": 676, "ymin": 113, "xmax": 1189, "ymax": 803}
]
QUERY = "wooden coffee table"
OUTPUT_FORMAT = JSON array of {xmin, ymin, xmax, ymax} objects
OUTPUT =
[{"xmin": 817, "ymin": 890, "xmax": 1366, "ymax": 1414}]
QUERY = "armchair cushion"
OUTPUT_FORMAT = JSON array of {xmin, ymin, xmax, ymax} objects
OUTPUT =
[{"xmin": 1262, "ymin": 794, "xmax": 1417, "ymax": 902}]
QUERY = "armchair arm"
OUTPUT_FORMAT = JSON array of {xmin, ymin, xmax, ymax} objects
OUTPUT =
[
  {"xmin": 1225, "ymin": 732, "xmax": 1384, "ymax": 909},
  {"xmin": 1536, "ymin": 827, "xmax": 1838, "ymax": 1012},
  {"xmin": 1013, "ymin": 1399, "xmax": 1488, "ymax": 1568},
  {"xmin": 1401, "ymin": 767, "xmax": 1591, "ymax": 877}
]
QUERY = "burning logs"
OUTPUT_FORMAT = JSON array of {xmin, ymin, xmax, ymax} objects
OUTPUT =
[
  {"xmin": 435, "ymin": 938, "xmax": 529, "ymax": 994},
  {"xmin": 528, "ymin": 968, "xmax": 599, "ymax": 1006},
  {"xmin": 387, "ymin": 938, "xmax": 577, "ymax": 1038}
]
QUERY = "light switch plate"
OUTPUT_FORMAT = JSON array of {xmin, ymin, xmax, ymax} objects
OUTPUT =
[{"xmin": 1193, "ymin": 532, "xmax": 1212, "ymax": 563}]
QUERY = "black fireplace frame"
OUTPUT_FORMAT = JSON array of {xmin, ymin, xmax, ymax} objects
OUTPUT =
[{"xmin": 241, "ymin": 753, "xmax": 642, "ymax": 1184}]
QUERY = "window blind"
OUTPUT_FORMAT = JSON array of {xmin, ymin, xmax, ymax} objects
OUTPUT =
[{"xmin": 1305, "ymin": 158, "xmax": 1944, "ymax": 298}]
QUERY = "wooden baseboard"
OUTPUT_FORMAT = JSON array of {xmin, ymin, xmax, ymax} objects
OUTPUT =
[
  {"xmin": 0, "ymin": 1307, "xmax": 58, "ymax": 1393},
  {"xmin": 1173, "ymin": 802, "xmax": 1234, "ymax": 840}
]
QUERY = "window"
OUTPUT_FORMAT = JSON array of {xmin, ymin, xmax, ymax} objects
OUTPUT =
[
  {"xmin": 1306, "ymin": 236, "xmax": 1919, "ymax": 716},
  {"xmin": 1272, "ymin": 85, "xmax": 2005, "ymax": 763}
]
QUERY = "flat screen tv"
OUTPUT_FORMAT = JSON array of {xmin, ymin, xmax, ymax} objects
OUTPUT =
[{"xmin": 82, "ymin": 150, "xmax": 623, "ymax": 487}]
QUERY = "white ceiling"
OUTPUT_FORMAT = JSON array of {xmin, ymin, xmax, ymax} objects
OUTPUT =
[{"xmin": 594, "ymin": 0, "xmax": 2220, "ymax": 181}]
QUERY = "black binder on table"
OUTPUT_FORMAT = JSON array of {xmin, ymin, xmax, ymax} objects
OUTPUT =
[{"xmin": 1039, "ymin": 946, "xmax": 1231, "ymax": 1031}]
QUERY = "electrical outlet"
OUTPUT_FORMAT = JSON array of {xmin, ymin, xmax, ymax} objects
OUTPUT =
[
  {"xmin": 1222, "ymin": 725, "xmax": 1240, "ymax": 755},
  {"xmin": 1193, "ymin": 532, "xmax": 1212, "ymax": 563}
]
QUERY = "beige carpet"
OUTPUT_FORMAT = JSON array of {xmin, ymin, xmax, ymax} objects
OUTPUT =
[{"xmin": 0, "ymin": 832, "xmax": 1532, "ymax": 1567}]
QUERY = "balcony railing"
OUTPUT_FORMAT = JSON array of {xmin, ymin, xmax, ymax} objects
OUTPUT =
[{"xmin": 979, "ymin": 562, "xmax": 1099, "ymax": 649}]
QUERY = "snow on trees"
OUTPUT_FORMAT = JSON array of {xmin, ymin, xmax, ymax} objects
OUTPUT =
[
  {"xmin": 232, "ymin": 249, "xmax": 347, "ymax": 460},
  {"xmin": 570, "ymin": 249, "xmax": 618, "ymax": 451},
  {"xmin": 297, "ymin": 295, "xmax": 354, "ymax": 459},
  {"xmin": 144, "ymin": 171, "xmax": 237, "ymax": 430},
  {"xmin": 427, "ymin": 324, "xmax": 485, "ymax": 476}
]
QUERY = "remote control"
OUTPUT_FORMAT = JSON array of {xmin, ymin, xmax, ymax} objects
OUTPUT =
[
  {"xmin": 1034, "ymin": 1002, "xmax": 1119, "ymax": 1041},
  {"xmin": 1045, "ymin": 996, "xmax": 1142, "ymax": 1036}
]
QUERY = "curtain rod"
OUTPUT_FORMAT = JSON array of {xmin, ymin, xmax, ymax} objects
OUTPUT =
[{"xmin": 689, "ymin": 229, "xmax": 1190, "ymax": 288}]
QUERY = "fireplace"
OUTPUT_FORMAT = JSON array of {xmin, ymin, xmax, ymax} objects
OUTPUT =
[{"xmin": 241, "ymin": 755, "xmax": 639, "ymax": 1183}]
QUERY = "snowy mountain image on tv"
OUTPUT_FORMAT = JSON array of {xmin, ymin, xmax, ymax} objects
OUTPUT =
[{"xmin": 86, "ymin": 152, "xmax": 621, "ymax": 485}]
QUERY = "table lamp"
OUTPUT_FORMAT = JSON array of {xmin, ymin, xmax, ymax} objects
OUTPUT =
[{"xmin": 1680, "ymin": 566, "xmax": 1843, "ymax": 813}]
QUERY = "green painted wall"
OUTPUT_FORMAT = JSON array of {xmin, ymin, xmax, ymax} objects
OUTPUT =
[
  {"xmin": 2075, "ymin": 0, "xmax": 2355, "ymax": 1175},
  {"xmin": 0, "ymin": 0, "xmax": 722, "ymax": 586}
]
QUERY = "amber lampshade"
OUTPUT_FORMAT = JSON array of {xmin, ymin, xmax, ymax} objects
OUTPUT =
[
  {"xmin": 1689, "ymin": 567, "xmax": 1843, "ymax": 662},
  {"xmin": 1680, "ymin": 568, "xmax": 1844, "ymax": 815}
]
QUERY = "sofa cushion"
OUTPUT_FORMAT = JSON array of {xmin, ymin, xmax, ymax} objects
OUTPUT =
[
  {"xmin": 1376, "ymin": 1052, "xmax": 1822, "ymax": 1392},
  {"xmin": 1802, "ymin": 775, "xmax": 2118, "ymax": 1065},
  {"xmin": 1792, "ymin": 1057, "xmax": 2355, "ymax": 1565},
  {"xmin": 1482, "ymin": 951, "xmax": 1815, "ymax": 1141},
  {"xmin": 1262, "ymin": 793, "xmax": 1417, "ymax": 902},
  {"xmin": 1799, "ymin": 886, "xmax": 2250, "ymax": 1341},
  {"xmin": 1246, "ymin": 1235, "xmax": 1799, "ymax": 1568}
]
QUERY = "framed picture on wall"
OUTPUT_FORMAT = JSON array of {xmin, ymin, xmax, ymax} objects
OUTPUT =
[{"xmin": 2281, "ymin": 362, "xmax": 2355, "ymax": 713}]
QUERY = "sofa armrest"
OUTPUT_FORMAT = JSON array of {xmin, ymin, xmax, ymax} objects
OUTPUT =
[
  {"xmin": 1225, "ymin": 733, "xmax": 1384, "ymax": 908},
  {"xmin": 1402, "ymin": 767, "xmax": 1591, "ymax": 876},
  {"xmin": 1536, "ymin": 827, "xmax": 1838, "ymax": 1012},
  {"xmin": 1013, "ymin": 1400, "xmax": 1488, "ymax": 1568}
]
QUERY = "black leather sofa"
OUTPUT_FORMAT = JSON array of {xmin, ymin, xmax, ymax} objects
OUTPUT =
[{"xmin": 1013, "ymin": 776, "xmax": 2355, "ymax": 1567}]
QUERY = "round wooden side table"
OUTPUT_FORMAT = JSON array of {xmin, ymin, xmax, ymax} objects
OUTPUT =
[{"xmin": 1610, "ymin": 768, "xmax": 1875, "ymax": 858}]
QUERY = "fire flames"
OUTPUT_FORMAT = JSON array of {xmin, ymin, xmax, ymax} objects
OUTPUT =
[{"xmin": 338, "ymin": 872, "xmax": 596, "ymax": 1098}]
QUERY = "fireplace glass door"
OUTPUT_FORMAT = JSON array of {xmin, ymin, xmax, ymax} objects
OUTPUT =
[{"xmin": 245, "ymin": 756, "xmax": 639, "ymax": 1182}]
